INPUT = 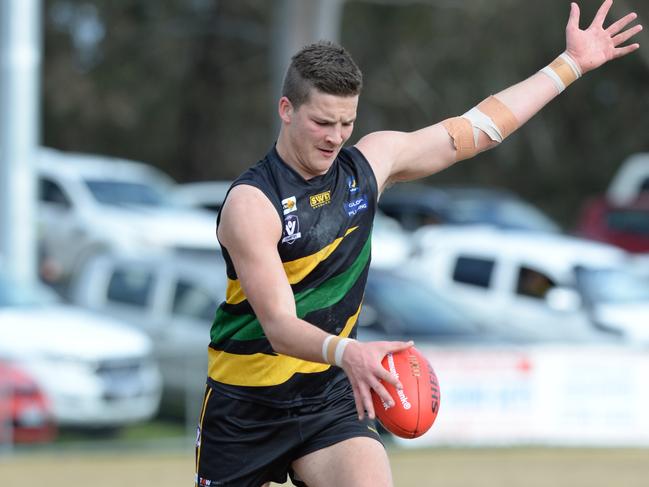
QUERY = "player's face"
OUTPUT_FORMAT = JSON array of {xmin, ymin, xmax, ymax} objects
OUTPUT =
[{"xmin": 281, "ymin": 88, "xmax": 358, "ymax": 178}]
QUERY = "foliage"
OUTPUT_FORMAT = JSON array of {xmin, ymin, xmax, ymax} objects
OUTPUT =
[{"xmin": 42, "ymin": 0, "xmax": 649, "ymax": 226}]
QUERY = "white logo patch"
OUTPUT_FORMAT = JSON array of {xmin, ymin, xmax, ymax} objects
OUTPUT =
[
  {"xmin": 282, "ymin": 196, "xmax": 297, "ymax": 215},
  {"xmin": 282, "ymin": 214, "xmax": 301, "ymax": 244}
]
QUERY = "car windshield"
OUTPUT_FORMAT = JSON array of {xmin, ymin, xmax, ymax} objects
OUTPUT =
[
  {"xmin": 85, "ymin": 180, "xmax": 167, "ymax": 207},
  {"xmin": 575, "ymin": 266, "xmax": 649, "ymax": 304},
  {"xmin": 451, "ymin": 198, "xmax": 559, "ymax": 233},
  {"xmin": 0, "ymin": 277, "xmax": 59, "ymax": 307},
  {"xmin": 363, "ymin": 271, "xmax": 481, "ymax": 337}
]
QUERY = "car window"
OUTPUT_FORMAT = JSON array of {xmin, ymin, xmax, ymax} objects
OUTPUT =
[
  {"xmin": 361, "ymin": 272, "xmax": 481, "ymax": 337},
  {"xmin": 452, "ymin": 199, "xmax": 559, "ymax": 233},
  {"xmin": 516, "ymin": 266, "xmax": 555, "ymax": 299},
  {"xmin": 84, "ymin": 180, "xmax": 166, "ymax": 207},
  {"xmin": 172, "ymin": 279, "xmax": 218, "ymax": 322},
  {"xmin": 202, "ymin": 203, "xmax": 223, "ymax": 214},
  {"xmin": 606, "ymin": 209, "xmax": 649, "ymax": 236},
  {"xmin": 452, "ymin": 256, "xmax": 494, "ymax": 288},
  {"xmin": 107, "ymin": 269, "xmax": 154, "ymax": 307},
  {"xmin": 39, "ymin": 178, "xmax": 71, "ymax": 209},
  {"xmin": 575, "ymin": 266, "xmax": 649, "ymax": 304}
]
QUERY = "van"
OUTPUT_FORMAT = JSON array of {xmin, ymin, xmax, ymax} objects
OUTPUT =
[{"xmin": 403, "ymin": 226, "xmax": 649, "ymax": 344}]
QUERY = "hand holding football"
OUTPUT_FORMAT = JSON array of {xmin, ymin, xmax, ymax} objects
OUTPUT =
[{"xmin": 371, "ymin": 346, "xmax": 440, "ymax": 439}]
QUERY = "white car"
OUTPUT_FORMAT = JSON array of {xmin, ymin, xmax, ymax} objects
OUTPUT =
[
  {"xmin": 0, "ymin": 274, "xmax": 162, "ymax": 429},
  {"xmin": 37, "ymin": 148, "xmax": 219, "ymax": 286},
  {"xmin": 172, "ymin": 180, "xmax": 412, "ymax": 269},
  {"xmin": 607, "ymin": 152, "xmax": 649, "ymax": 205},
  {"xmin": 403, "ymin": 225, "xmax": 649, "ymax": 344},
  {"xmin": 70, "ymin": 254, "xmax": 226, "ymax": 418},
  {"xmin": 171, "ymin": 180, "xmax": 231, "ymax": 214}
]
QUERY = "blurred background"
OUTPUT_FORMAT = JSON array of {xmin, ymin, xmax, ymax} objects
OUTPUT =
[{"xmin": 2, "ymin": 1, "xmax": 649, "ymax": 486}]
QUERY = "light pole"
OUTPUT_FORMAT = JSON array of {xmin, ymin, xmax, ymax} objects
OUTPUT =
[{"xmin": 0, "ymin": 0, "xmax": 41, "ymax": 286}]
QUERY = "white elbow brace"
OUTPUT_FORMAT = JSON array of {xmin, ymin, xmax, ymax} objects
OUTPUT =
[{"xmin": 442, "ymin": 95, "xmax": 519, "ymax": 161}]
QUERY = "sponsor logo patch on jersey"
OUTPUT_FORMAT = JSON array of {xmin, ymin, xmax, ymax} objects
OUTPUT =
[
  {"xmin": 281, "ymin": 196, "xmax": 297, "ymax": 215},
  {"xmin": 309, "ymin": 190, "xmax": 331, "ymax": 209},
  {"xmin": 345, "ymin": 195, "xmax": 368, "ymax": 217},
  {"xmin": 282, "ymin": 214, "xmax": 302, "ymax": 244},
  {"xmin": 347, "ymin": 176, "xmax": 359, "ymax": 193}
]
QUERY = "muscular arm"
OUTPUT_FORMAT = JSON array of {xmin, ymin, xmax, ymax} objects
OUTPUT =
[
  {"xmin": 356, "ymin": 0, "xmax": 642, "ymax": 191},
  {"xmin": 218, "ymin": 184, "xmax": 411, "ymax": 418}
]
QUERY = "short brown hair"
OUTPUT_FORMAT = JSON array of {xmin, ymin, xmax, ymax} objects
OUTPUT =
[{"xmin": 282, "ymin": 41, "xmax": 363, "ymax": 108}]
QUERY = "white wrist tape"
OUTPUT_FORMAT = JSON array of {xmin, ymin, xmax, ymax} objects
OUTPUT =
[
  {"xmin": 334, "ymin": 338, "xmax": 353, "ymax": 367},
  {"xmin": 322, "ymin": 335, "xmax": 354, "ymax": 367},
  {"xmin": 321, "ymin": 335, "xmax": 334, "ymax": 364},
  {"xmin": 540, "ymin": 52, "xmax": 582, "ymax": 93}
]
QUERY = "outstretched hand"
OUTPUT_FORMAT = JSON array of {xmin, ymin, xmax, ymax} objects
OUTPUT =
[{"xmin": 566, "ymin": 0, "xmax": 642, "ymax": 74}]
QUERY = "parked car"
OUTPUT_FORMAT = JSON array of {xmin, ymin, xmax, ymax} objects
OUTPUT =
[
  {"xmin": 37, "ymin": 148, "xmax": 219, "ymax": 290},
  {"xmin": 0, "ymin": 361, "xmax": 56, "ymax": 444},
  {"xmin": 70, "ymin": 254, "xmax": 226, "ymax": 417},
  {"xmin": 402, "ymin": 225, "xmax": 649, "ymax": 344},
  {"xmin": 172, "ymin": 180, "xmax": 412, "ymax": 269},
  {"xmin": 358, "ymin": 269, "xmax": 526, "ymax": 344},
  {"xmin": 607, "ymin": 152, "xmax": 649, "ymax": 205},
  {"xmin": 378, "ymin": 184, "xmax": 561, "ymax": 233},
  {"xmin": 0, "ymin": 273, "xmax": 162, "ymax": 429},
  {"xmin": 171, "ymin": 180, "xmax": 231, "ymax": 214},
  {"xmin": 575, "ymin": 194, "xmax": 649, "ymax": 253}
]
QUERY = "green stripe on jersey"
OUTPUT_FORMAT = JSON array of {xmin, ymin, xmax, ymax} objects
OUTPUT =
[{"xmin": 210, "ymin": 235, "xmax": 371, "ymax": 344}]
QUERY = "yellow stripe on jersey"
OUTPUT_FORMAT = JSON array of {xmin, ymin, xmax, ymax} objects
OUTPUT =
[
  {"xmin": 208, "ymin": 300, "xmax": 361, "ymax": 386},
  {"xmin": 225, "ymin": 226, "xmax": 359, "ymax": 305}
]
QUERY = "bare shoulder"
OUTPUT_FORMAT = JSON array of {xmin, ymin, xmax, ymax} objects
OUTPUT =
[
  {"xmin": 355, "ymin": 130, "xmax": 408, "ymax": 192},
  {"xmin": 218, "ymin": 184, "xmax": 282, "ymax": 249}
]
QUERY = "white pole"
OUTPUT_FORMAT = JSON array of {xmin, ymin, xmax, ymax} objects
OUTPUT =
[
  {"xmin": 271, "ymin": 0, "xmax": 345, "ymax": 130},
  {"xmin": 0, "ymin": 0, "xmax": 41, "ymax": 286}
]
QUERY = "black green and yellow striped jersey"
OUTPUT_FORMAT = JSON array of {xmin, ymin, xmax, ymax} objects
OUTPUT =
[{"xmin": 207, "ymin": 145, "xmax": 377, "ymax": 407}]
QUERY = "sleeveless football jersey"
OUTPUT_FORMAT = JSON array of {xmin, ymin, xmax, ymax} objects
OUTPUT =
[{"xmin": 207, "ymin": 145, "xmax": 377, "ymax": 407}]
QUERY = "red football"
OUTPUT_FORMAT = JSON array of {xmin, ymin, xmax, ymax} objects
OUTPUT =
[{"xmin": 372, "ymin": 347, "xmax": 440, "ymax": 439}]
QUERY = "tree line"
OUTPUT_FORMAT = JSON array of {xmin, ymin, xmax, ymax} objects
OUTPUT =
[{"xmin": 42, "ymin": 0, "xmax": 649, "ymax": 226}]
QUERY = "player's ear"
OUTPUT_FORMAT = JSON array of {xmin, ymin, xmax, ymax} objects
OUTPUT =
[{"xmin": 278, "ymin": 96, "xmax": 294, "ymax": 124}]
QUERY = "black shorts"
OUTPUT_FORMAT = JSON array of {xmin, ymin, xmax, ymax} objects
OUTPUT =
[{"xmin": 195, "ymin": 382, "xmax": 383, "ymax": 487}]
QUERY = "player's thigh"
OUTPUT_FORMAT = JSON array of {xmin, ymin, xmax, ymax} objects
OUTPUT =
[{"xmin": 291, "ymin": 436, "xmax": 392, "ymax": 487}]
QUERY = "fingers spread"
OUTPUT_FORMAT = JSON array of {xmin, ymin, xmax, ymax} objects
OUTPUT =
[
  {"xmin": 385, "ymin": 340, "xmax": 414, "ymax": 354},
  {"xmin": 351, "ymin": 383, "xmax": 365, "ymax": 420},
  {"xmin": 613, "ymin": 24, "xmax": 643, "ymax": 47},
  {"xmin": 614, "ymin": 43, "xmax": 641, "ymax": 58},
  {"xmin": 591, "ymin": 0, "xmax": 613, "ymax": 29},
  {"xmin": 568, "ymin": 2, "xmax": 581, "ymax": 30},
  {"xmin": 358, "ymin": 383, "xmax": 376, "ymax": 419},
  {"xmin": 370, "ymin": 378, "xmax": 394, "ymax": 410},
  {"xmin": 607, "ymin": 12, "xmax": 638, "ymax": 36}
]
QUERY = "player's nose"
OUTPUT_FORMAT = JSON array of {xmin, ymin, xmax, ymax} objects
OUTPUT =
[{"xmin": 326, "ymin": 125, "xmax": 343, "ymax": 146}]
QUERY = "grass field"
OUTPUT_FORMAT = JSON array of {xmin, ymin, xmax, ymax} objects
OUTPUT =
[{"xmin": 3, "ymin": 446, "xmax": 649, "ymax": 486}]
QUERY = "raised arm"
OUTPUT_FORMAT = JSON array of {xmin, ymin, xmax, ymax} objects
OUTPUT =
[
  {"xmin": 356, "ymin": 0, "xmax": 642, "ymax": 191},
  {"xmin": 218, "ymin": 184, "xmax": 412, "ymax": 419}
]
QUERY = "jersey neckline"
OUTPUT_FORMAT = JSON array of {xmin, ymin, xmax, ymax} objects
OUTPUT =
[{"xmin": 270, "ymin": 144, "xmax": 340, "ymax": 187}]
